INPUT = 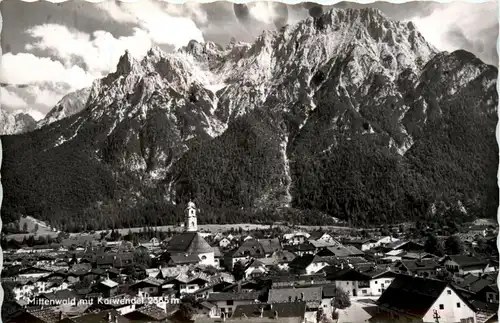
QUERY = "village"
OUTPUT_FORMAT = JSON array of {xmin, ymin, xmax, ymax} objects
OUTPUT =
[{"xmin": 1, "ymin": 202, "xmax": 499, "ymax": 323}]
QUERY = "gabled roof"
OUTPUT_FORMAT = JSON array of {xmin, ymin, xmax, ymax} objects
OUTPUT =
[
  {"xmin": 446, "ymin": 255, "xmax": 488, "ymax": 268},
  {"xmin": 168, "ymin": 253, "xmax": 200, "ymax": 265},
  {"xmin": 229, "ymin": 239, "xmax": 266, "ymax": 258},
  {"xmin": 99, "ymin": 279, "xmax": 119, "ymax": 288},
  {"xmin": 268, "ymin": 286, "xmax": 322, "ymax": 303},
  {"xmin": 207, "ymin": 291, "xmax": 261, "ymax": 302},
  {"xmin": 167, "ymin": 232, "xmax": 213, "ymax": 254},
  {"xmin": 384, "ymin": 240, "xmax": 409, "ymax": 250},
  {"xmin": 289, "ymin": 255, "xmax": 325, "ymax": 270},
  {"xmin": 128, "ymin": 304, "xmax": 170, "ymax": 321},
  {"xmin": 324, "ymin": 267, "xmax": 371, "ymax": 281},
  {"xmin": 400, "ymin": 259, "xmax": 440, "ymax": 271},
  {"xmin": 257, "ymin": 239, "xmax": 281, "ymax": 254},
  {"xmin": 376, "ymin": 275, "xmax": 464, "ymax": 318},
  {"xmin": 131, "ymin": 277, "xmax": 165, "ymax": 288},
  {"xmin": 232, "ymin": 302, "xmax": 307, "ymax": 319},
  {"xmin": 25, "ymin": 308, "xmax": 62, "ymax": 323}
]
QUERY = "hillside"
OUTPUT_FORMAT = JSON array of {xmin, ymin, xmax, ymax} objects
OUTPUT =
[{"xmin": 1, "ymin": 8, "xmax": 497, "ymax": 231}]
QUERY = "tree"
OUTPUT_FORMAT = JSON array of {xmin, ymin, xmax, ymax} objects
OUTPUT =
[
  {"xmin": 331, "ymin": 286, "xmax": 351, "ymax": 311},
  {"xmin": 444, "ymin": 235, "xmax": 464, "ymax": 255},
  {"xmin": 424, "ymin": 234, "xmax": 442, "ymax": 256},
  {"xmin": 176, "ymin": 302, "xmax": 195, "ymax": 322},
  {"xmin": 232, "ymin": 261, "xmax": 246, "ymax": 281},
  {"xmin": 22, "ymin": 222, "xmax": 28, "ymax": 233},
  {"xmin": 133, "ymin": 248, "xmax": 152, "ymax": 267}
]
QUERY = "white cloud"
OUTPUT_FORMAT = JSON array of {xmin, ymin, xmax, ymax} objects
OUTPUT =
[
  {"xmin": 26, "ymin": 24, "xmax": 153, "ymax": 77},
  {"xmin": 409, "ymin": 2, "xmax": 497, "ymax": 64},
  {"xmin": 1, "ymin": 87, "xmax": 28, "ymax": 109},
  {"xmin": 97, "ymin": 0, "xmax": 204, "ymax": 49},
  {"xmin": 1, "ymin": 52, "xmax": 94, "ymax": 89},
  {"xmin": 2, "ymin": 1, "xmax": 206, "ymax": 120}
]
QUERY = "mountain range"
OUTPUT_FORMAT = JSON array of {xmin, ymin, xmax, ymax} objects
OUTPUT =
[{"xmin": 1, "ymin": 8, "xmax": 498, "ymax": 232}]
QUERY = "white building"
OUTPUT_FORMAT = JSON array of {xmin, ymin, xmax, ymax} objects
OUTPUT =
[
  {"xmin": 185, "ymin": 201, "xmax": 198, "ymax": 232},
  {"xmin": 375, "ymin": 275, "xmax": 476, "ymax": 323},
  {"xmin": 165, "ymin": 202, "xmax": 215, "ymax": 267},
  {"xmin": 206, "ymin": 292, "xmax": 261, "ymax": 317}
]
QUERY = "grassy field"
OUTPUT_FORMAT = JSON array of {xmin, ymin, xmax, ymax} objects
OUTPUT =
[
  {"xmin": 5, "ymin": 222, "xmax": 357, "ymax": 242},
  {"xmin": 90, "ymin": 223, "xmax": 356, "ymax": 236}
]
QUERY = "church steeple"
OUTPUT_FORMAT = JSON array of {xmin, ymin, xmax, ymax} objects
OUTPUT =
[{"xmin": 184, "ymin": 201, "xmax": 198, "ymax": 232}]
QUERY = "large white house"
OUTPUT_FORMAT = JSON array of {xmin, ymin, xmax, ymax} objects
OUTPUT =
[{"xmin": 375, "ymin": 275, "xmax": 476, "ymax": 323}]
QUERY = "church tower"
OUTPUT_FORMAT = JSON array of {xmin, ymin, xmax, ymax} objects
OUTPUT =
[{"xmin": 184, "ymin": 201, "xmax": 198, "ymax": 232}]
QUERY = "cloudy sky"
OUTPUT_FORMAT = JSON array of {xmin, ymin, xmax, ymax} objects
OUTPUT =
[{"xmin": 0, "ymin": 0, "xmax": 497, "ymax": 121}]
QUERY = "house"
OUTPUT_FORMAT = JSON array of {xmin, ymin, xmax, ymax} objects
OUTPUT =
[
  {"xmin": 374, "ymin": 275, "xmax": 476, "ymax": 323},
  {"xmin": 343, "ymin": 238, "xmax": 378, "ymax": 251},
  {"xmin": 129, "ymin": 277, "xmax": 165, "ymax": 297},
  {"xmin": 395, "ymin": 259, "xmax": 442, "ymax": 278},
  {"xmin": 206, "ymin": 291, "xmax": 261, "ymax": 317},
  {"xmin": 62, "ymin": 309, "xmax": 129, "ymax": 323},
  {"xmin": 457, "ymin": 273, "xmax": 498, "ymax": 294},
  {"xmin": 443, "ymin": 255, "xmax": 491, "ymax": 276},
  {"xmin": 164, "ymin": 253, "xmax": 201, "ymax": 267},
  {"xmin": 316, "ymin": 245, "xmax": 364, "ymax": 258},
  {"xmin": 475, "ymin": 284, "xmax": 499, "ymax": 304},
  {"xmin": 223, "ymin": 239, "xmax": 267, "ymax": 270},
  {"xmin": 323, "ymin": 267, "xmax": 372, "ymax": 297},
  {"xmin": 401, "ymin": 252, "xmax": 437, "ymax": 261},
  {"xmin": 8, "ymin": 308, "xmax": 65, "ymax": 323},
  {"xmin": 309, "ymin": 231, "xmax": 339, "ymax": 245},
  {"xmin": 382, "ymin": 240, "xmax": 424, "ymax": 252},
  {"xmin": 167, "ymin": 272, "xmax": 210, "ymax": 294},
  {"xmin": 288, "ymin": 255, "xmax": 329, "ymax": 275},
  {"xmin": 271, "ymin": 250, "xmax": 296, "ymax": 270},
  {"xmin": 219, "ymin": 238, "xmax": 231, "ymax": 248},
  {"xmin": 267, "ymin": 273, "xmax": 330, "ymax": 289},
  {"xmin": 230, "ymin": 302, "xmax": 307, "ymax": 323},
  {"xmin": 257, "ymin": 238, "xmax": 282, "ymax": 256},
  {"xmin": 358, "ymin": 267, "xmax": 399, "ymax": 296},
  {"xmin": 268, "ymin": 286, "xmax": 323, "ymax": 318},
  {"xmin": 95, "ymin": 279, "xmax": 119, "ymax": 298},
  {"xmin": 283, "ymin": 232, "xmax": 310, "ymax": 245},
  {"xmin": 123, "ymin": 304, "xmax": 170, "ymax": 322},
  {"xmin": 283, "ymin": 242, "xmax": 316, "ymax": 257},
  {"xmin": 376, "ymin": 236, "xmax": 400, "ymax": 247},
  {"xmin": 245, "ymin": 260, "xmax": 269, "ymax": 279}
]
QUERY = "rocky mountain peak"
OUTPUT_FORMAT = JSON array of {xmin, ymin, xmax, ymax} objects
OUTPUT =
[
  {"xmin": 4, "ymin": 7, "xmax": 496, "ymax": 230},
  {"xmin": 115, "ymin": 50, "xmax": 143, "ymax": 76},
  {"xmin": 0, "ymin": 109, "xmax": 37, "ymax": 135}
]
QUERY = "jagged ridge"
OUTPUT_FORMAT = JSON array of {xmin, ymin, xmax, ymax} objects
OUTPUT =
[{"xmin": 1, "ymin": 8, "xmax": 497, "ymax": 230}]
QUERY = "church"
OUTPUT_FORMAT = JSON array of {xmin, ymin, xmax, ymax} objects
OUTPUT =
[{"xmin": 164, "ymin": 201, "xmax": 215, "ymax": 267}]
